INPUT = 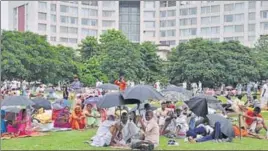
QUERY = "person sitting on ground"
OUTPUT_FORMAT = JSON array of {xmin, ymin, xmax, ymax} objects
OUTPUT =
[
  {"xmin": 161, "ymin": 111, "xmax": 177, "ymax": 137},
  {"xmin": 90, "ymin": 115, "xmax": 117, "ymax": 147},
  {"xmin": 241, "ymin": 107, "xmax": 268, "ymax": 137},
  {"xmin": 156, "ymin": 102, "xmax": 173, "ymax": 130},
  {"xmin": 136, "ymin": 110, "xmax": 160, "ymax": 148},
  {"xmin": 69, "ymin": 105, "xmax": 85, "ymax": 130},
  {"xmin": 84, "ymin": 103, "xmax": 101, "ymax": 128},
  {"xmin": 186, "ymin": 120, "xmax": 214, "ymax": 141},
  {"xmin": 222, "ymin": 95, "xmax": 233, "ymax": 112},
  {"xmin": 54, "ymin": 107, "xmax": 71, "ymax": 128},
  {"xmin": 166, "ymin": 101, "xmax": 175, "ymax": 110}
]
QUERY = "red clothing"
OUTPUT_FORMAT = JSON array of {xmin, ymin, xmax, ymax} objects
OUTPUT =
[
  {"xmin": 167, "ymin": 104, "xmax": 176, "ymax": 110},
  {"xmin": 114, "ymin": 80, "xmax": 127, "ymax": 91},
  {"xmin": 245, "ymin": 110, "xmax": 262, "ymax": 126}
]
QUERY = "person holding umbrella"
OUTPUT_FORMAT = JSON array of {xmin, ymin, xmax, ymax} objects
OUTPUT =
[{"xmin": 114, "ymin": 75, "xmax": 127, "ymax": 92}]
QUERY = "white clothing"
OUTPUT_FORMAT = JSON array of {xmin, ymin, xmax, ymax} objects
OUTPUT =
[{"xmin": 121, "ymin": 120, "xmax": 140, "ymax": 142}]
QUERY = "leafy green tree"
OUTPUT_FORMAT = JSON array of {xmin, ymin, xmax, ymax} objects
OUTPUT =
[{"xmin": 78, "ymin": 37, "xmax": 100, "ymax": 60}]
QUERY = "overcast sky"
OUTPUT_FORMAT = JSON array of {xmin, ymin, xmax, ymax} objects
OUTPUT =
[{"xmin": 1, "ymin": 1, "xmax": 9, "ymax": 30}]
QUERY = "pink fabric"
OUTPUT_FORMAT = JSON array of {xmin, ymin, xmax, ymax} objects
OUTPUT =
[
  {"xmin": 7, "ymin": 124, "xmax": 17, "ymax": 133},
  {"xmin": 54, "ymin": 107, "xmax": 71, "ymax": 128},
  {"xmin": 16, "ymin": 110, "xmax": 32, "ymax": 135}
]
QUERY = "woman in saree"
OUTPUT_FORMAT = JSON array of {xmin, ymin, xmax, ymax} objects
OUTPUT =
[
  {"xmin": 69, "ymin": 105, "xmax": 85, "ymax": 130},
  {"xmin": 84, "ymin": 104, "xmax": 101, "ymax": 128},
  {"xmin": 7, "ymin": 109, "xmax": 32, "ymax": 137},
  {"xmin": 54, "ymin": 107, "xmax": 71, "ymax": 128}
]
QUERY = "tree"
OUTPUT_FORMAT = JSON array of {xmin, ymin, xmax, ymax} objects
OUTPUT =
[
  {"xmin": 78, "ymin": 36, "xmax": 100, "ymax": 60},
  {"xmin": 253, "ymin": 35, "xmax": 268, "ymax": 80},
  {"xmin": 139, "ymin": 42, "xmax": 166, "ymax": 83},
  {"xmin": 168, "ymin": 38, "xmax": 259, "ymax": 88},
  {"xmin": 99, "ymin": 29, "xmax": 128, "ymax": 44}
]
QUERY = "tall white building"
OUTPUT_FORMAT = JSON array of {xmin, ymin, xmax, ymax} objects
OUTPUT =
[{"xmin": 8, "ymin": 1, "xmax": 268, "ymax": 49}]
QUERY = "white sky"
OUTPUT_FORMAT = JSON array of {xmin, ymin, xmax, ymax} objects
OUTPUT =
[{"xmin": 1, "ymin": 1, "xmax": 9, "ymax": 30}]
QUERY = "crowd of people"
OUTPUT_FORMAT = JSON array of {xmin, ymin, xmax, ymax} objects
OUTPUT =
[{"xmin": 1, "ymin": 76, "xmax": 268, "ymax": 150}]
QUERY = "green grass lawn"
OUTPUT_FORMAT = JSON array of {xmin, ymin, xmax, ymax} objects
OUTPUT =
[{"xmin": 2, "ymin": 112, "xmax": 268, "ymax": 150}]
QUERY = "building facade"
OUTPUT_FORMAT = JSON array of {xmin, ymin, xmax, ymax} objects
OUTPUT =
[{"xmin": 8, "ymin": 1, "xmax": 268, "ymax": 49}]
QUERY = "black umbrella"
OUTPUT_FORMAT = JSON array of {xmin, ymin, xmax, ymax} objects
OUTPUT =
[
  {"xmin": 196, "ymin": 94, "xmax": 220, "ymax": 104},
  {"xmin": 97, "ymin": 92, "xmax": 125, "ymax": 108},
  {"xmin": 207, "ymin": 114, "xmax": 235, "ymax": 138},
  {"xmin": 2, "ymin": 106, "xmax": 23, "ymax": 113},
  {"xmin": 1, "ymin": 96, "xmax": 35, "ymax": 107},
  {"xmin": 32, "ymin": 97, "xmax": 52, "ymax": 110},
  {"xmin": 123, "ymin": 85, "xmax": 164, "ymax": 102},
  {"xmin": 97, "ymin": 83, "xmax": 119, "ymax": 90},
  {"xmin": 184, "ymin": 96, "xmax": 208, "ymax": 117}
]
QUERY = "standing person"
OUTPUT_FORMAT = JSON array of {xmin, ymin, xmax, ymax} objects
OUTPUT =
[
  {"xmin": 63, "ymin": 85, "xmax": 69, "ymax": 100},
  {"xmin": 236, "ymin": 82, "xmax": 242, "ymax": 95},
  {"xmin": 247, "ymin": 82, "xmax": 253, "ymax": 97},
  {"xmin": 261, "ymin": 80, "xmax": 268, "ymax": 109},
  {"xmin": 71, "ymin": 75, "xmax": 82, "ymax": 93},
  {"xmin": 114, "ymin": 75, "xmax": 127, "ymax": 92}
]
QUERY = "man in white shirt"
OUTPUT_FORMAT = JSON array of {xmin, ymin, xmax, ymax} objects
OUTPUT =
[{"xmin": 261, "ymin": 81, "xmax": 268, "ymax": 109}]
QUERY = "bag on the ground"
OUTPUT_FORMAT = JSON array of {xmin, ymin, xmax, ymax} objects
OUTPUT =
[{"xmin": 131, "ymin": 141, "xmax": 154, "ymax": 151}]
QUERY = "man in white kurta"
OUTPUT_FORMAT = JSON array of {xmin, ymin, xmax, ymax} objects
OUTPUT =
[{"xmin": 261, "ymin": 81, "xmax": 268, "ymax": 109}]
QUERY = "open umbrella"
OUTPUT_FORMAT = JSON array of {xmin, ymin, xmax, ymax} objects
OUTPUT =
[
  {"xmin": 162, "ymin": 85, "xmax": 192, "ymax": 97},
  {"xmin": 97, "ymin": 92, "xmax": 125, "ymax": 108},
  {"xmin": 196, "ymin": 94, "xmax": 220, "ymax": 104},
  {"xmin": 1, "ymin": 96, "xmax": 35, "ymax": 107},
  {"xmin": 207, "ymin": 114, "xmax": 235, "ymax": 138},
  {"xmin": 123, "ymin": 85, "xmax": 164, "ymax": 103},
  {"xmin": 162, "ymin": 91, "xmax": 190, "ymax": 102},
  {"xmin": 184, "ymin": 96, "xmax": 208, "ymax": 117},
  {"xmin": 97, "ymin": 83, "xmax": 119, "ymax": 90},
  {"xmin": 32, "ymin": 97, "xmax": 52, "ymax": 110},
  {"xmin": 2, "ymin": 106, "xmax": 22, "ymax": 113},
  {"xmin": 84, "ymin": 97, "xmax": 100, "ymax": 104}
]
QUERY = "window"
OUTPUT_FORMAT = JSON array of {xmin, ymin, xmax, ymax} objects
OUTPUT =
[
  {"xmin": 180, "ymin": 28, "xmax": 196, "ymax": 36},
  {"xmin": 201, "ymin": 27, "xmax": 210, "ymax": 36},
  {"xmin": 224, "ymin": 37, "xmax": 234, "ymax": 41},
  {"xmin": 120, "ymin": 14, "xmax": 128, "ymax": 22},
  {"xmin": 69, "ymin": 7, "xmax": 78, "ymax": 16},
  {"xmin": 69, "ymin": 38, "xmax": 77, "ymax": 44},
  {"xmin": 167, "ymin": 10, "xmax": 176, "ymax": 17},
  {"xmin": 60, "ymin": 16, "xmax": 68, "ymax": 23},
  {"xmin": 60, "ymin": 5, "xmax": 68, "ymax": 13},
  {"xmin": 50, "ymin": 25, "xmax": 56, "ymax": 33},
  {"xmin": 189, "ymin": 8, "xmax": 197, "ymax": 15},
  {"xmin": 261, "ymin": 22, "xmax": 268, "ymax": 30},
  {"xmin": 180, "ymin": 8, "xmax": 188, "ymax": 16},
  {"xmin": 38, "ymin": 2, "xmax": 47, "ymax": 11},
  {"xmin": 144, "ymin": 11, "xmax": 155, "ymax": 18},
  {"xmin": 211, "ymin": 5, "xmax": 220, "ymax": 13},
  {"xmin": 81, "ymin": 1, "xmax": 98, "ymax": 6},
  {"xmin": 211, "ymin": 27, "xmax": 220, "ymax": 34},
  {"xmin": 224, "ymin": 15, "xmax": 233, "ymax": 22},
  {"xmin": 81, "ymin": 28, "xmax": 98, "ymax": 37},
  {"xmin": 103, "ymin": 1, "xmax": 115, "ymax": 7},
  {"xmin": 160, "ymin": 1, "xmax": 167, "ymax": 7},
  {"xmin": 144, "ymin": 31, "xmax": 155, "ymax": 37},
  {"xmin": 102, "ymin": 20, "xmax": 115, "ymax": 27},
  {"xmin": 224, "ymin": 4, "xmax": 234, "ymax": 12},
  {"xmin": 60, "ymin": 26, "xmax": 68, "ymax": 33},
  {"xmin": 103, "ymin": 11, "xmax": 115, "ymax": 17},
  {"xmin": 38, "ymin": 23, "xmax": 46, "ymax": 31},
  {"xmin": 248, "ymin": 36, "xmax": 255, "ymax": 41},
  {"xmin": 189, "ymin": 18, "xmax": 197, "ymax": 25},
  {"xmin": 38, "ymin": 12, "xmax": 47, "ymax": 20},
  {"xmin": 211, "ymin": 16, "xmax": 220, "ymax": 23},
  {"xmin": 60, "ymin": 37, "xmax": 68, "ymax": 43},
  {"xmin": 160, "ymin": 11, "xmax": 166, "ymax": 17},
  {"xmin": 160, "ymin": 40, "xmax": 176, "ymax": 45},
  {"xmin": 69, "ymin": 27, "xmax": 78, "ymax": 34},
  {"xmin": 168, "ymin": 1, "xmax": 176, "ymax": 7},
  {"xmin": 224, "ymin": 25, "xmax": 233, "ymax": 33},
  {"xmin": 50, "ymin": 36, "xmax": 56, "ymax": 42},
  {"xmin": 201, "ymin": 17, "xmax": 210, "ymax": 24},
  {"xmin": 201, "ymin": 6, "xmax": 210, "ymax": 14},
  {"xmin": 235, "ymin": 25, "xmax": 244, "ymax": 32},
  {"xmin": 248, "ymin": 24, "xmax": 255, "ymax": 32},
  {"xmin": 248, "ymin": 12, "xmax": 255, "ymax": 20},
  {"xmin": 165, "ymin": 20, "xmax": 175, "ymax": 27},
  {"xmin": 81, "ymin": 18, "xmax": 97, "ymax": 26},
  {"xmin": 248, "ymin": 1, "xmax": 256, "ymax": 9},
  {"xmin": 181, "ymin": 18, "xmax": 197, "ymax": 26},
  {"xmin": 13, "ymin": 8, "xmax": 18, "ymax": 30},
  {"xmin": 144, "ymin": 1, "xmax": 155, "ymax": 9},
  {"xmin": 144, "ymin": 21, "xmax": 155, "ymax": 28},
  {"xmin": 234, "ymin": 14, "xmax": 244, "ymax": 22},
  {"xmin": 160, "ymin": 21, "xmax": 166, "ymax": 27},
  {"xmin": 51, "ymin": 15, "xmax": 56, "ymax": 22},
  {"xmin": 261, "ymin": 11, "xmax": 268, "ymax": 19},
  {"xmin": 69, "ymin": 17, "xmax": 78, "ymax": 25},
  {"xmin": 51, "ymin": 4, "xmax": 56, "ymax": 12},
  {"xmin": 180, "ymin": 19, "xmax": 187, "ymax": 26},
  {"xmin": 81, "ymin": 8, "xmax": 89, "ymax": 17},
  {"xmin": 160, "ymin": 30, "xmax": 166, "ymax": 37},
  {"xmin": 89, "ymin": 9, "xmax": 98, "ymax": 16},
  {"xmin": 261, "ymin": 1, "xmax": 268, "ymax": 7},
  {"xmin": 235, "ymin": 3, "xmax": 244, "ymax": 10}
]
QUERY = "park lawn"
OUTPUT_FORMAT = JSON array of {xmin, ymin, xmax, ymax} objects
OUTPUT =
[{"xmin": 2, "ymin": 112, "xmax": 268, "ymax": 150}]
